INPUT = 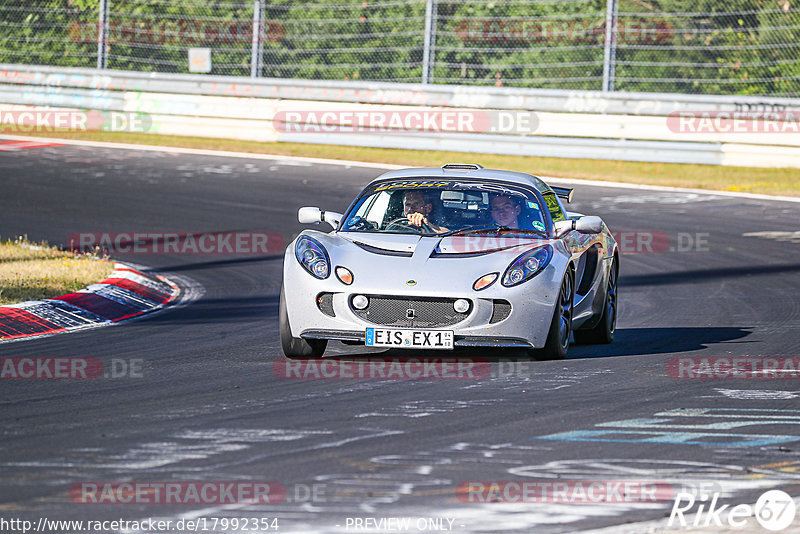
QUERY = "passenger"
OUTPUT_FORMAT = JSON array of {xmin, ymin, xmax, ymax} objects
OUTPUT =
[
  {"xmin": 490, "ymin": 194, "xmax": 547, "ymax": 232},
  {"xmin": 489, "ymin": 194, "xmax": 523, "ymax": 227}
]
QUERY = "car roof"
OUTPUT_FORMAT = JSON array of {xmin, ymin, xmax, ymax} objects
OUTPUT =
[{"xmin": 368, "ymin": 166, "xmax": 554, "ymax": 194}]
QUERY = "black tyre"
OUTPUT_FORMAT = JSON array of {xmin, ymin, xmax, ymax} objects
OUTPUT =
[
  {"xmin": 531, "ymin": 270, "xmax": 574, "ymax": 361},
  {"xmin": 279, "ymin": 286, "xmax": 327, "ymax": 358},
  {"xmin": 574, "ymin": 258, "xmax": 617, "ymax": 345}
]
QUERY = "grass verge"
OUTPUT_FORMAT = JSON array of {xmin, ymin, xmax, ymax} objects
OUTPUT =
[
  {"xmin": 0, "ymin": 237, "xmax": 114, "ymax": 305},
  {"xmin": 5, "ymin": 130, "xmax": 800, "ymax": 196}
]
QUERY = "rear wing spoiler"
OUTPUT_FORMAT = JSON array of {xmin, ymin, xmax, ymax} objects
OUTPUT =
[{"xmin": 551, "ymin": 186, "xmax": 574, "ymax": 203}]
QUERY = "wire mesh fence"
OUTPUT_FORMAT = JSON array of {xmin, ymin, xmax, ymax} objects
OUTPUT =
[
  {"xmin": 103, "ymin": 0, "xmax": 255, "ymax": 75},
  {"xmin": 1, "ymin": 0, "xmax": 798, "ymax": 97},
  {"xmin": 262, "ymin": 0, "xmax": 428, "ymax": 82},
  {"xmin": 0, "ymin": 1, "xmax": 98, "ymax": 68}
]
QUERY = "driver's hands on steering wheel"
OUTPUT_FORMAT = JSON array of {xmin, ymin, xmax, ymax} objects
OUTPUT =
[
  {"xmin": 407, "ymin": 212, "xmax": 429, "ymax": 228},
  {"xmin": 385, "ymin": 215, "xmax": 433, "ymax": 233},
  {"xmin": 406, "ymin": 211, "xmax": 449, "ymax": 233}
]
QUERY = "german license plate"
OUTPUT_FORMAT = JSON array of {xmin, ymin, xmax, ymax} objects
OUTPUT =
[{"xmin": 365, "ymin": 328, "xmax": 454, "ymax": 350}]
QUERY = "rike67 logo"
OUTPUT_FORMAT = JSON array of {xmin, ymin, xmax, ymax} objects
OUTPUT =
[{"xmin": 669, "ymin": 490, "xmax": 796, "ymax": 531}]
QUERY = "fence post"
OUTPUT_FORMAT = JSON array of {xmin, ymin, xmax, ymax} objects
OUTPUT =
[
  {"xmin": 602, "ymin": 0, "xmax": 617, "ymax": 92},
  {"xmin": 251, "ymin": 0, "xmax": 265, "ymax": 77},
  {"xmin": 421, "ymin": 0, "xmax": 437, "ymax": 84},
  {"xmin": 97, "ymin": 0, "xmax": 109, "ymax": 69}
]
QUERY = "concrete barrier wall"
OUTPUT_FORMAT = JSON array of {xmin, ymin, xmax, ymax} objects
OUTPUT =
[{"xmin": 2, "ymin": 64, "xmax": 799, "ymax": 167}]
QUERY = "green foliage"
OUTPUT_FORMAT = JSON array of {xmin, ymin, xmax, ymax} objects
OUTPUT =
[
  {"xmin": 0, "ymin": 0, "xmax": 797, "ymax": 96},
  {"xmin": 0, "ymin": 0, "xmax": 97, "ymax": 68}
]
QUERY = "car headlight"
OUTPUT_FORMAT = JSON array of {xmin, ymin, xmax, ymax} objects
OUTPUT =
[
  {"xmin": 295, "ymin": 236, "xmax": 330, "ymax": 279},
  {"xmin": 502, "ymin": 245, "xmax": 553, "ymax": 287}
]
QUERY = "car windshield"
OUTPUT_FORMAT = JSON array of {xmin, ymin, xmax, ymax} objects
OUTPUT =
[{"xmin": 340, "ymin": 180, "xmax": 549, "ymax": 236}]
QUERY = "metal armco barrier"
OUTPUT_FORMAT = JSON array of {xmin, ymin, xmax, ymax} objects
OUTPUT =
[{"xmin": 2, "ymin": 64, "xmax": 799, "ymax": 168}]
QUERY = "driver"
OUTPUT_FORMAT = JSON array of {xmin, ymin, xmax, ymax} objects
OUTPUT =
[{"xmin": 402, "ymin": 190, "xmax": 449, "ymax": 233}]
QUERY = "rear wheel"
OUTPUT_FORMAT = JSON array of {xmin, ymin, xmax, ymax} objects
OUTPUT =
[
  {"xmin": 279, "ymin": 286, "xmax": 327, "ymax": 358},
  {"xmin": 574, "ymin": 258, "xmax": 617, "ymax": 345},
  {"xmin": 532, "ymin": 270, "xmax": 574, "ymax": 360}
]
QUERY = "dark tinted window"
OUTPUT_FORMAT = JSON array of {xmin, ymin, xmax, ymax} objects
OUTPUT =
[{"xmin": 541, "ymin": 192, "xmax": 566, "ymax": 222}]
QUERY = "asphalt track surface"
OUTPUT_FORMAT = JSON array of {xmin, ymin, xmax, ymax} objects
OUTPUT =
[{"xmin": 2, "ymin": 144, "xmax": 800, "ymax": 533}]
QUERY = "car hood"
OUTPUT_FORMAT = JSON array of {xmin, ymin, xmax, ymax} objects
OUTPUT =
[{"xmin": 339, "ymin": 232, "xmax": 548, "ymax": 255}]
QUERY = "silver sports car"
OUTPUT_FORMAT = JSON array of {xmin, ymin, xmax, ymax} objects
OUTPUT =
[{"xmin": 280, "ymin": 164, "xmax": 618, "ymax": 360}]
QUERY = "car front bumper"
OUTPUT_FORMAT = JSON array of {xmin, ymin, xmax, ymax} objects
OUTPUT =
[{"xmin": 283, "ymin": 248, "xmax": 569, "ymax": 351}]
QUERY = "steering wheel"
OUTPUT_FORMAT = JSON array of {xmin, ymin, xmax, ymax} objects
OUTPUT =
[{"xmin": 384, "ymin": 216, "xmax": 434, "ymax": 233}]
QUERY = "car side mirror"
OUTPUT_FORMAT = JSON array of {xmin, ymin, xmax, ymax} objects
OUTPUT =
[
  {"xmin": 575, "ymin": 216, "xmax": 603, "ymax": 234},
  {"xmin": 553, "ymin": 220, "xmax": 573, "ymax": 237},
  {"xmin": 298, "ymin": 207, "xmax": 342, "ymax": 229},
  {"xmin": 553, "ymin": 216, "xmax": 603, "ymax": 237}
]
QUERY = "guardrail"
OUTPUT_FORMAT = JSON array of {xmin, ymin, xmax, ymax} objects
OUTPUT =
[{"xmin": 2, "ymin": 64, "xmax": 799, "ymax": 168}]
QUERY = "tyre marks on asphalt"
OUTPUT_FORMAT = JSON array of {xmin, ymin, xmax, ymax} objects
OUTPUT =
[
  {"xmin": 743, "ymin": 231, "xmax": 800, "ymax": 244},
  {"xmin": 709, "ymin": 388, "xmax": 800, "ymax": 400},
  {"xmin": 533, "ymin": 408, "xmax": 800, "ymax": 447},
  {"xmin": 79, "ymin": 428, "xmax": 414, "ymax": 533},
  {"xmin": 115, "ymin": 453, "xmax": 798, "ymax": 534},
  {"xmin": 54, "ymin": 362, "xmax": 628, "ymax": 531},
  {"xmin": 355, "ymin": 399, "xmax": 496, "ymax": 419},
  {"xmin": 204, "ymin": 449, "xmax": 790, "ymax": 533},
  {"xmin": 258, "ymin": 443, "xmax": 547, "ymax": 520},
  {"xmin": 459, "ymin": 367, "xmax": 613, "ymax": 392}
]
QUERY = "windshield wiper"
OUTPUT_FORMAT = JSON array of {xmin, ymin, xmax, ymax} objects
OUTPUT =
[
  {"xmin": 440, "ymin": 224, "xmax": 547, "ymax": 237},
  {"xmin": 440, "ymin": 224, "xmax": 502, "ymax": 237}
]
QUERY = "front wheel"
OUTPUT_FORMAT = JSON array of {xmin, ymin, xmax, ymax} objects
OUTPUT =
[
  {"xmin": 531, "ymin": 270, "xmax": 574, "ymax": 361},
  {"xmin": 279, "ymin": 286, "xmax": 327, "ymax": 358},
  {"xmin": 574, "ymin": 258, "xmax": 617, "ymax": 345}
]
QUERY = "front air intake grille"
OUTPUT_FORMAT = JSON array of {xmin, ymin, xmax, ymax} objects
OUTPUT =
[
  {"xmin": 351, "ymin": 295, "xmax": 471, "ymax": 328},
  {"xmin": 490, "ymin": 300, "xmax": 512, "ymax": 323},
  {"xmin": 316, "ymin": 293, "xmax": 335, "ymax": 317}
]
